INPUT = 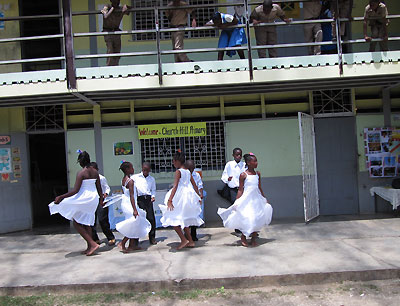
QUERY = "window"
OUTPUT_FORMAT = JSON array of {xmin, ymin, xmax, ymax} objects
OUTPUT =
[
  {"xmin": 131, "ymin": 0, "xmax": 217, "ymax": 41},
  {"xmin": 140, "ymin": 122, "xmax": 226, "ymax": 173},
  {"xmin": 26, "ymin": 105, "xmax": 64, "ymax": 132},
  {"xmin": 312, "ymin": 89, "xmax": 354, "ymax": 117}
]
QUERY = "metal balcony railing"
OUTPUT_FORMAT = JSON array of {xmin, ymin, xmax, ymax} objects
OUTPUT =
[{"xmin": 0, "ymin": 0, "xmax": 399, "ymax": 89}]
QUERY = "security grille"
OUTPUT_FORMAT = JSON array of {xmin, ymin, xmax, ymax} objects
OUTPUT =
[
  {"xmin": 312, "ymin": 89, "xmax": 353, "ymax": 117},
  {"xmin": 131, "ymin": 0, "xmax": 217, "ymax": 41},
  {"xmin": 26, "ymin": 105, "xmax": 64, "ymax": 132},
  {"xmin": 140, "ymin": 122, "xmax": 225, "ymax": 173}
]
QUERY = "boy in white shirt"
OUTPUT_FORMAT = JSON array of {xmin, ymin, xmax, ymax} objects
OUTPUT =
[
  {"xmin": 132, "ymin": 162, "xmax": 157, "ymax": 245},
  {"xmin": 90, "ymin": 162, "xmax": 116, "ymax": 246},
  {"xmin": 221, "ymin": 148, "xmax": 246, "ymax": 204},
  {"xmin": 185, "ymin": 160, "xmax": 204, "ymax": 241}
]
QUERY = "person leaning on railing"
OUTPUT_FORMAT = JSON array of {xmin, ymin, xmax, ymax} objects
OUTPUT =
[
  {"xmin": 303, "ymin": 0, "xmax": 323, "ymax": 55},
  {"xmin": 166, "ymin": 0, "xmax": 197, "ymax": 63},
  {"xmin": 363, "ymin": 0, "xmax": 389, "ymax": 52},
  {"xmin": 250, "ymin": 0, "xmax": 291, "ymax": 59},
  {"xmin": 101, "ymin": 0, "xmax": 130, "ymax": 66}
]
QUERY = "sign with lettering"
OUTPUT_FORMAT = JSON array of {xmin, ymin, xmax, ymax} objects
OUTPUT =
[
  {"xmin": 0, "ymin": 136, "xmax": 11, "ymax": 145},
  {"xmin": 138, "ymin": 122, "xmax": 207, "ymax": 139}
]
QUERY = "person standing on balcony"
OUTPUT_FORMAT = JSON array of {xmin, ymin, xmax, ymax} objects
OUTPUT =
[
  {"xmin": 330, "ymin": 0, "xmax": 353, "ymax": 42},
  {"xmin": 101, "ymin": 0, "xmax": 130, "ymax": 66},
  {"xmin": 303, "ymin": 0, "xmax": 323, "ymax": 55},
  {"xmin": 363, "ymin": 0, "xmax": 389, "ymax": 52},
  {"xmin": 166, "ymin": 1, "xmax": 197, "ymax": 63},
  {"xmin": 250, "ymin": 0, "xmax": 291, "ymax": 58}
]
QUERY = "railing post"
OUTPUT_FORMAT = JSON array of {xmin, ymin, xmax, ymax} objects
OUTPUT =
[
  {"xmin": 244, "ymin": 0, "xmax": 253, "ymax": 81},
  {"xmin": 335, "ymin": 0, "xmax": 343, "ymax": 75},
  {"xmin": 155, "ymin": 7, "xmax": 163, "ymax": 86},
  {"xmin": 62, "ymin": 0, "xmax": 77, "ymax": 89}
]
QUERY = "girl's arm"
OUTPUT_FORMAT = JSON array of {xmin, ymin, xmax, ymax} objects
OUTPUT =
[
  {"xmin": 101, "ymin": 5, "xmax": 114, "ymax": 19},
  {"xmin": 54, "ymin": 171, "xmax": 84, "ymax": 203},
  {"xmin": 190, "ymin": 175, "xmax": 200, "ymax": 197},
  {"xmin": 235, "ymin": 172, "xmax": 246, "ymax": 200},
  {"xmin": 257, "ymin": 171, "xmax": 267, "ymax": 198},
  {"xmin": 167, "ymin": 170, "xmax": 181, "ymax": 210},
  {"xmin": 127, "ymin": 179, "xmax": 138, "ymax": 218},
  {"xmin": 95, "ymin": 173, "xmax": 104, "ymax": 207}
]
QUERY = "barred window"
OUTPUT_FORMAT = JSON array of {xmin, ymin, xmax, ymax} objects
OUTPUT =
[
  {"xmin": 140, "ymin": 122, "xmax": 226, "ymax": 173},
  {"xmin": 26, "ymin": 105, "xmax": 64, "ymax": 132},
  {"xmin": 131, "ymin": 0, "xmax": 217, "ymax": 41},
  {"xmin": 312, "ymin": 89, "xmax": 354, "ymax": 117}
]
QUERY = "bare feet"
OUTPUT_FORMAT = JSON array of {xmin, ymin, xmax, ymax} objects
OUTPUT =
[
  {"xmin": 177, "ymin": 239, "xmax": 190, "ymax": 250},
  {"xmin": 80, "ymin": 247, "xmax": 90, "ymax": 255},
  {"xmin": 86, "ymin": 244, "xmax": 100, "ymax": 256},
  {"xmin": 117, "ymin": 242, "xmax": 125, "ymax": 251},
  {"xmin": 241, "ymin": 235, "xmax": 248, "ymax": 247},
  {"xmin": 251, "ymin": 237, "xmax": 258, "ymax": 247},
  {"xmin": 187, "ymin": 241, "xmax": 195, "ymax": 248},
  {"xmin": 125, "ymin": 246, "xmax": 142, "ymax": 253}
]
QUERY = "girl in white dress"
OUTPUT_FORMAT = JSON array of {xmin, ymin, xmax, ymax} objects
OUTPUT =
[
  {"xmin": 49, "ymin": 151, "xmax": 103, "ymax": 256},
  {"xmin": 218, "ymin": 153, "xmax": 273, "ymax": 247},
  {"xmin": 160, "ymin": 151, "xmax": 203, "ymax": 250},
  {"xmin": 116, "ymin": 161, "xmax": 151, "ymax": 253}
]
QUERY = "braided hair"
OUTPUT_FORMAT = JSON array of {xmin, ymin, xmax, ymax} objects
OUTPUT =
[
  {"xmin": 173, "ymin": 151, "xmax": 186, "ymax": 164},
  {"xmin": 119, "ymin": 161, "xmax": 132, "ymax": 175},
  {"xmin": 77, "ymin": 151, "xmax": 91, "ymax": 168},
  {"xmin": 243, "ymin": 153, "xmax": 256, "ymax": 165}
]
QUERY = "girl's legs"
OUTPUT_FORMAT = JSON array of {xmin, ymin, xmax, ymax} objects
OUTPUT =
[
  {"xmin": 173, "ymin": 226, "xmax": 189, "ymax": 250},
  {"xmin": 218, "ymin": 51, "xmax": 224, "ymax": 61},
  {"xmin": 240, "ymin": 234, "xmax": 248, "ymax": 247},
  {"xmin": 118, "ymin": 237, "xmax": 129, "ymax": 251},
  {"xmin": 183, "ymin": 227, "xmax": 195, "ymax": 247},
  {"xmin": 250, "ymin": 232, "xmax": 258, "ymax": 247},
  {"xmin": 73, "ymin": 220, "xmax": 99, "ymax": 256},
  {"xmin": 237, "ymin": 49, "xmax": 245, "ymax": 59},
  {"xmin": 127, "ymin": 238, "xmax": 141, "ymax": 251}
]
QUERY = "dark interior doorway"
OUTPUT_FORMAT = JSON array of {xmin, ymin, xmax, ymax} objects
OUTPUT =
[
  {"xmin": 19, "ymin": 0, "xmax": 62, "ymax": 71},
  {"xmin": 29, "ymin": 133, "xmax": 69, "ymax": 227}
]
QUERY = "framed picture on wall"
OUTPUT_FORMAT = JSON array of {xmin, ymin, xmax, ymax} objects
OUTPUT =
[{"xmin": 113, "ymin": 141, "xmax": 134, "ymax": 156}]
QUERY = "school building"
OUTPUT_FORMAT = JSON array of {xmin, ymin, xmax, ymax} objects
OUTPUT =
[{"xmin": 0, "ymin": 0, "xmax": 399, "ymax": 233}]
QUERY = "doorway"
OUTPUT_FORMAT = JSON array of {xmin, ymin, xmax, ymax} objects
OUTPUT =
[
  {"xmin": 29, "ymin": 133, "xmax": 69, "ymax": 227},
  {"xmin": 19, "ymin": 0, "xmax": 62, "ymax": 71},
  {"xmin": 315, "ymin": 117, "xmax": 359, "ymax": 215}
]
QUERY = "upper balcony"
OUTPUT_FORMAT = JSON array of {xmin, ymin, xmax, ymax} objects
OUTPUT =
[{"xmin": 0, "ymin": 0, "xmax": 399, "ymax": 107}]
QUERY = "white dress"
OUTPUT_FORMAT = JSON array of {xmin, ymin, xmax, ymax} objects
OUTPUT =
[
  {"xmin": 115, "ymin": 178, "xmax": 151, "ymax": 239},
  {"xmin": 160, "ymin": 168, "xmax": 204, "ymax": 228},
  {"xmin": 48, "ymin": 179, "xmax": 99, "ymax": 226},
  {"xmin": 218, "ymin": 173, "xmax": 273, "ymax": 238}
]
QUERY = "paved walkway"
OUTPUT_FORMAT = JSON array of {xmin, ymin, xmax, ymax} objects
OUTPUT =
[{"xmin": 0, "ymin": 216, "xmax": 399, "ymax": 293}]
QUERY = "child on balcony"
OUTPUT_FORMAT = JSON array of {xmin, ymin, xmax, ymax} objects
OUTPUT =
[
  {"xmin": 101, "ymin": 0, "xmax": 130, "ymax": 66},
  {"xmin": 363, "ymin": 0, "xmax": 389, "ymax": 52},
  {"xmin": 206, "ymin": 11, "xmax": 246, "ymax": 61}
]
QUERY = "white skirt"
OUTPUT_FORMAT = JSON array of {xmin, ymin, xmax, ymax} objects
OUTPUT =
[
  {"xmin": 160, "ymin": 186, "xmax": 204, "ymax": 229},
  {"xmin": 218, "ymin": 186, "xmax": 273, "ymax": 238},
  {"xmin": 116, "ymin": 195, "xmax": 151, "ymax": 239},
  {"xmin": 48, "ymin": 179, "xmax": 99, "ymax": 226}
]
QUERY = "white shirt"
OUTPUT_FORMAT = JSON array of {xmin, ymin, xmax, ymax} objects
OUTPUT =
[
  {"xmin": 99, "ymin": 174, "xmax": 111, "ymax": 195},
  {"xmin": 132, "ymin": 172, "xmax": 156, "ymax": 197},
  {"xmin": 221, "ymin": 160, "xmax": 246, "ymax": 188},
  {"xmin": 192, "ymin": 171, "xmax": 203, "ymax": 190}
]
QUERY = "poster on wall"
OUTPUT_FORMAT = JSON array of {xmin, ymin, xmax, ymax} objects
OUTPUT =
[
  {"xmin": 113, "ymin": 142, "xmax": 134, "ymax": 156},
  {"xmin": 0, "ymin": 148, "xmax": 12, "ymax": 174},
  {"xmin": 364, "ymin": 128, "xmax": 400, "ymax": 178}
]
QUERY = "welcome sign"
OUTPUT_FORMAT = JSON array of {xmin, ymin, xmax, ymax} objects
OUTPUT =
[{"xmin": 138, "ymin": 122, "xmax": 207, "ymax": 139}]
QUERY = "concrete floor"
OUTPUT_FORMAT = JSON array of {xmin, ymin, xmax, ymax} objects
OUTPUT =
[{"xmin": 0, "ymin": 216, "xmax": 399, "ymax": 292}]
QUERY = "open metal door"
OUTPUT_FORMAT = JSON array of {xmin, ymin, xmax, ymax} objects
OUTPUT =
[{"xmin": 298, "ymin": 112, "xmax": 320, "ymax": 223}]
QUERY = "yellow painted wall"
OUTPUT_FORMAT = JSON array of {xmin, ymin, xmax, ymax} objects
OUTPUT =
[
  {"xmin": 0, "ymin": 0, "xmax": 21, "ymax": 73},
  {"xmin": 0, "ymin": 107, "xmax": 25, "ymax": 133}
]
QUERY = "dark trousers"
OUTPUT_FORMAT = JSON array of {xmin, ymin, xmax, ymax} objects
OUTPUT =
[
  {"xmin": 91, "ymin": 204, "xmax": 115, "ymax": 241},
  {"xmin": 229, "ymin": 187, "xmax": 239, "ymax": 205},
  {"xmin": 137, "ymin": 195, "xmax": 156, "ymax": 241}
]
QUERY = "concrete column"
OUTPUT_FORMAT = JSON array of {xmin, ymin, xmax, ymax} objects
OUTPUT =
[
  {"xmin": 130, "ymin": 100, "xmax": 135, "ymax": 126},
  {"xmin": 88, "ymin": 0, "xmax": 98, "ymax": 67},
  {"xmin": 261, "ymin": 94, "xmax": 266, "ymax": 119},
  {"xmin": 220, "ymin": 96, "xmax": 225, "ymax": 121},
  {"xmin": 176, "ymin": 99, "xmax": 182, "ymax": 123},
  {"xmin": 93, "ymin": 105, "xmax": 104, "ymax": 173},
  {"xmin": 383, "ymin": 88, "xmax": 391, "ymax": 127}
]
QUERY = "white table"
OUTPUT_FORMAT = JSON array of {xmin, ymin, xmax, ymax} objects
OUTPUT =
[{"xmin": 370, "ymin": 187, "xmax": 400, "ymax": 210}]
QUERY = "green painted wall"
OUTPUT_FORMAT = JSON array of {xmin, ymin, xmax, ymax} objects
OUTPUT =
[
  {"xmin": 101, "ymin": 127, "xmax": 140, "ymax": 186},
  {"xmin": 66, "ymin": 129, "xmax": 96, "ymax": 188},
  {"xmin": 225, "ymin": 119, "xmax": 302, "ymax": 178},
  {"xmin": 355, "ymin": 114, "xmax": 384, "ymax": 172},
  {"xmin": 0, "ymin": 108, "xmax": 25, "ymax": 133}
]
